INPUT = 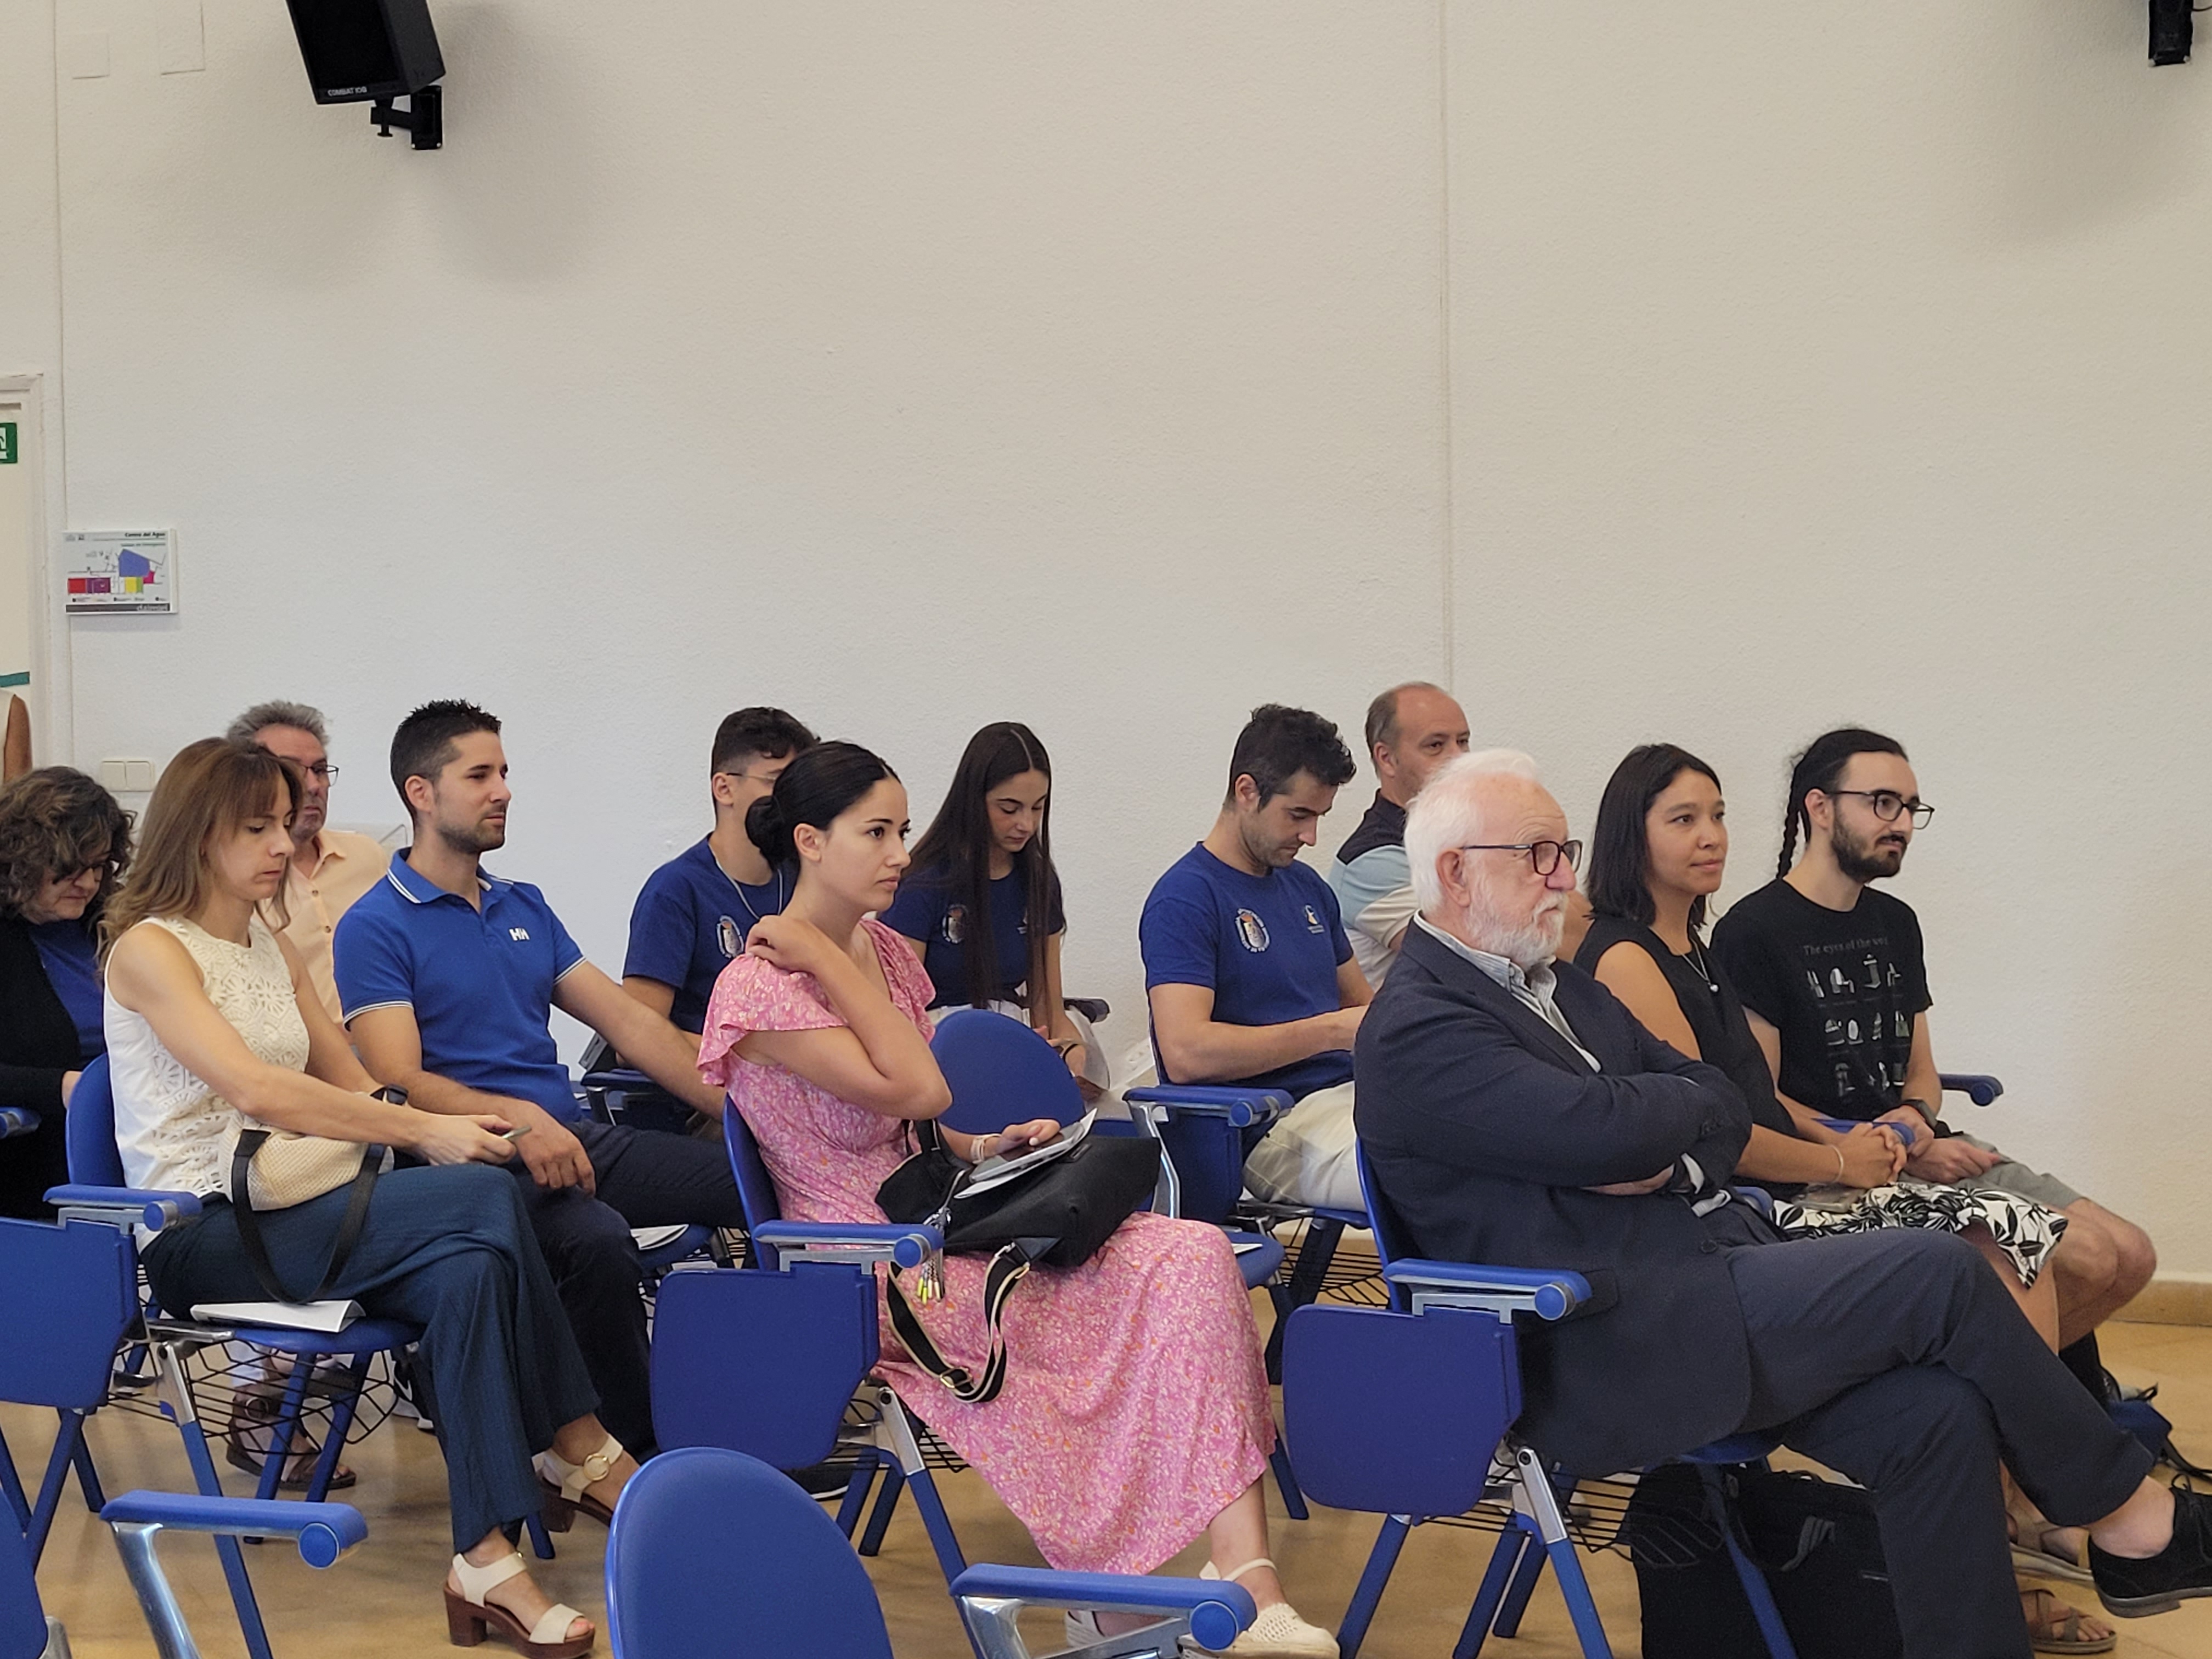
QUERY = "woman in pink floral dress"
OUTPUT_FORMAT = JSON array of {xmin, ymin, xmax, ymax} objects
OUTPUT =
[{"xmin": 698, "ymin": 741, "xmax": 1334, "ymax": 1658}]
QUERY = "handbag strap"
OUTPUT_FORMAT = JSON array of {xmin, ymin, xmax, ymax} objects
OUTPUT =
[
  {"xmin": 228, "ymin": 1130, "xmax": 385, "ymax": 1305},
  {"xmin": 882, "ymin": 1239, "xmax": 1043, "ymax": 1406}
]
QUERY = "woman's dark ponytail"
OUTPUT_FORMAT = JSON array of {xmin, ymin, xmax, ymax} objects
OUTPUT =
[
  {"xmin": 755, "ymin": 741, "xmax": 899, "ymax": 870},
  {"xmin": 1778, "ymin": 727, "xmax": 1909, "ymax": 878}
]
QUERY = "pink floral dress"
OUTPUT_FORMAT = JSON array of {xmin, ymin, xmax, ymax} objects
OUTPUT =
[{"xmin": 698, "ymin": 919, "xmax": 1273, "ymax": 1574}]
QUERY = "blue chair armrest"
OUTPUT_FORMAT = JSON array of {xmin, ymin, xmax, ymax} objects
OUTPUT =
[
  {"xmin": 100, "ymin": 1491, "xmax": 368, "ymax": 1567},
  {"xmin": 46, "ymin": 1184, "xmax": 202, "ymax": 1230},
  {"xmin": 0, "ymin": 1106, "xmax": 41, "ymax": 1138},
  {"xmin": 1939, "ymin": 1073, "xmax": 2004, "ymax": 1107},
  {"xmin": 951, "ymin": 1564, "xmax": 1254, "ymax": 1651},
  {"xmin": 1383, "ymin": 1259, "xmax": 1590, "ymax": 1321},
  {"xmin": 1814, "ymin": 1114, "xmax": 1920, "ymax": 1147},
  {"xmin": 1122, "ymin": 1085, "xmax": 1290, "ymax": 1128},
  {"xmin": 751, "ymin": 1221, "xmax": 941, "ymax": 1271}
]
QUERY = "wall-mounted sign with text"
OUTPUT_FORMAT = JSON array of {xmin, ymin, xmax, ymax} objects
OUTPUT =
[
  {"xmin": 64, "ymin": 529, "xmax": 177, "ymax": 615},
  {"xmin": 0, "ymin": 422, "xmax": 18, "ymax": 464}
]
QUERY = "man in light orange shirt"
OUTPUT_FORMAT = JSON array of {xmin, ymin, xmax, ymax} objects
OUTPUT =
[{"xmin": 226, "ymin": 699, "xmax": 391, "ymax": 1023}]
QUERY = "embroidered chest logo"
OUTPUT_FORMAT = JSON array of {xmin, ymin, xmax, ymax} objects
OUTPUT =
[
  {"xmin": 716, "ymin": 916, "xmax": 741, "ymax": 959},
  {"xmin": 1235, "ymin": 909, "xmax": 1271, "ymax": 952},
  {"xmin": 1303, "ymin": 905, "xmax": 1325, "ymax": 934},
  {"xmin": 508, "ymin": 927, "xmax": 530, "ymax": 942},
  {"xmin": 941, "ymin": 905, "xmax": 969, "ymax": 945}
]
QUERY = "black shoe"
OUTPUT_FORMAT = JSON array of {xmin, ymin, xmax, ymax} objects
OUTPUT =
[
  {"xmin": 791, "ymin": 1462, "xmax": 850, "ymax": 1503},
  {"xmin": 2090, "ymin": 1484, "xmax": 2212, "ymax": 1617}
]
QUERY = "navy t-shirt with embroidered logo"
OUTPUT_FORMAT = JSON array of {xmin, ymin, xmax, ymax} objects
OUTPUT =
[
  {"xmin": 1138, "ymin": 843, "xmax": 1354, "ymax": 1101},
  {"xmin": 623, "ymin": 838, "xmax": 791, "ymax": 1033},
  {"xmin": 879, "ymin": 861, "xmax": 1066, "ymax": 1010}
]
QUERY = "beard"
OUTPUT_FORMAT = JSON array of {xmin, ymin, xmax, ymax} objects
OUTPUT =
[
  {"xmin": 1463, "ymin": 889, "xmax": 1568, "ymax": 969},
  {"xmin": 1831, "ymin": 821, "xmax": 1906, "ymax": 883},
  {"xmin": 436, "ymin": 815, "xmax": 506, "ymax": 856}
]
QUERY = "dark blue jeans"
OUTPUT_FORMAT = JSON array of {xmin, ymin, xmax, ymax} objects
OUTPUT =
[{"xmin": 144, "ymin": 1162, "xmax": 597, "ymax": 1552}]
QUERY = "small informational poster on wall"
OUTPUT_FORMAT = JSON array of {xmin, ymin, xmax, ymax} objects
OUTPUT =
[{"xmin": 63, "ymin": 528, "xmax": 177, "ymax": 614}]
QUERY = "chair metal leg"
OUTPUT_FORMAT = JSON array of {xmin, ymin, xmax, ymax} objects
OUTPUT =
[
  {"xmin": 25, "ymin": 1412, "xmax": 87, "ymax": 1564},
  {"xmin": 110, "ymin": 1520, "xmax": 205, "ymax": 1659},
  {"xmin": 0, "ymin": 1421, "xmax": 27, "ymax": 1531},
  {"xmin": 1263, "ymin": 1217, "xmax": 1346, "ymax": 1381},
  {"xmin": 523, "ymin": 1513, "xmax": 555, "ymax": 1560},
  {"xmin": 1490, "ymin": 1520, "xmax": 1549, "ymax": 1638},
  {"xmin": 67, "ymin": 1419, "xmax": 104, "ymax": 1514},
  {"xmin": 833, "ymin": 1448, "xmax": 880, "ymax": 1539},
  {"xmin": 1696, "ymin": 1465, "xmax": 1800, "ymax": 1659},
  {"xmin": 1268, "ymin": 1438, "xmax": 1310, "ymax": 1521},
  {"xmin": 156, "ymin": 1343, "xmax": 275, "ymax": 1659},
  {"xmin": 1453, "ymin": 1522, "xmax": 1531, "ymax": 1659},
  {"xmin": 857, "ymin": 1465, "xmax": 904, "ymax": 1557},
  {"xmin": 1336, "ymin": 1514, "xmax": 1411, "ymax": 1659},
  {"xmin": 250, "ymin": 1364, "xmax": 318, "ymax": 1504},
  {"xmin": 878, "ymin": 1391, "xmax": 969, "ymax": 1589},
  {"xmin": 1513, "ymin": 1446, "xmax": 1613, "ymax": 1659},
  {"xmin": 302, "ymin": 1355, "xmax": 372, "ymax": 1505}
]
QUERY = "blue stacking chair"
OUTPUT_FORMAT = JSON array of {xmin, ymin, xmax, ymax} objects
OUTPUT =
[
  {"xmin": 697, "ymin": 1102, "xmax": 974, "ymax": 1583},
  {"xmin": 0, "ymin": 1218, "xmax": 137, "ymax": 1565},
  {"xmin": 1281, "ymin": 1144, "xmax": 1796, "ymax": 1659},
  {"xmin": 605, "ymin": 1445, "xmax": 1255, "ymax": 1659},
  {"xmin": 0, "ymin": 1211, "xmax": 367, "ymax": 1659},
  {"xmin": 42, "ymin": 1056, "xmax": 419, "ymax": 1659}
]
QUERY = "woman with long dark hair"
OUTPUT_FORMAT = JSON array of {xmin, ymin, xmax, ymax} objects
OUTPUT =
[
  {"xmin": 0, "ymin": 767, "xmax": 132, "ymax": 1218},
  {"xmin": 884, "ymin": 722, "xmax": 1105, "ymax": 1095},
  {"xmin": 699, "ymin": 742, "xmax": 1334, "ymax": 1657},
  {"xmin": 104, "ymin": 739, "xmax": 635, "ymax": 1659}
]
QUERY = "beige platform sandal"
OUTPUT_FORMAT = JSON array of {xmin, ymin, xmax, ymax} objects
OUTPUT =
[
  {"xmin": 1186, "ymin": 1558, "xmax": 1338, "ymax": 1657},
  {"xmin": 533, "ymin": 1432, "xmax": 624, "ymax": 1531},
  {"xmin": 443, "ymin": 1549, "xmax": 594, "ymax": 1657}
]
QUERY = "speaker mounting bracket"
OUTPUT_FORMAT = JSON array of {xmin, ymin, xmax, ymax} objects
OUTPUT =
[{"xmin": 370, "ymin": 84, "xmax": 442, "ymax": 150}]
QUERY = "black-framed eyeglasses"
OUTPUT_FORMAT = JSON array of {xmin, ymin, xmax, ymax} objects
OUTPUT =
[
  {"xmin": 304, "ymin": 763, "xmax": 338, "ymax": 781},
  {"xmin": 1459, "ymin": 839, "xmax": 1583, "ymax": 876},
  {"xmin": 1829, "ymin": 790, "xmax": 1933, "ymax": 828}
]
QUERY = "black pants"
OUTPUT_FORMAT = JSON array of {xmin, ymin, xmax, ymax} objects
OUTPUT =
[
  {"xmin": 143, "ymin": 1164, "xmax": 597, "ymax": 1552},
  {"xmin": 510, "ymin": 1118, "xmax": 744, "ymax": 1455},
  {"xmin": 1721, "ymin": 1224, "xmax": 2153, "ymax": 1659},
  {"xmin": 0, "ymin": 1105, "xmax": 69, "ymax": 1220}
]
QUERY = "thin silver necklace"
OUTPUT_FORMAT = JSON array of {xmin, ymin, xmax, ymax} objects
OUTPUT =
[
  {"xmin": 1682, "ymin": 935, "xmax": 1720, "ymax": 994},
  {"xmin": 715, "ymin": 850, "xmax": 786, "ymax": 927}
]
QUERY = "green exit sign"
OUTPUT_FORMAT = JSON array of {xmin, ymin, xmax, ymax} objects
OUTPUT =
[{"xmin": 0, "ymin": 423, "xmax": 16, "ymax": 464}]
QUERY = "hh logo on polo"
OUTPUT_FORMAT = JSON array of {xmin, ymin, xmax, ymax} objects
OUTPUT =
[
  {"xmin": 1235, "ymin": 909, "xmax": 1271, "ymax": 952},
  {"xmin": 509, "ymin": 927, "xmax": 530, "ymax": 941}
]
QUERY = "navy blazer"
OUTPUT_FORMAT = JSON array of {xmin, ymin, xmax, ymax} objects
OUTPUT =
[{"xmin": 1355, "ymin": 922, "xmax": 1758, "ymax": 1476}]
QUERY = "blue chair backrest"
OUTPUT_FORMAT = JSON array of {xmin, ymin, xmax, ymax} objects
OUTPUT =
[
  {"xmin": 930, "ymin": 1008, "xmax": 1085, "ymax": 1136},
  {"xmin": 721, "ymin": 1101, "xmax": 785, "ymax": 1237},
  {"xmin": 651, "ymin": 1266, "xmax": 878, "ymax": 1470},
  {"xmin": 1355, "ymin": 1143, "xmax": 1414, "ymax": 1278},
  {"xmin": 65, "ymin": 1053, "xmax": 125, "ymax": 1187},
  {"xmin": 0, "ymin": 1218, "xmax": 139, "ymax": 1410},
  {"xmin": 605, "ymin": 1446, "xmax": 895, "ymax": 1659},
  {"xmin": 1282, "ymin": 1300, "xmax": 1521, "ymax": 1519},
  {"xmin": 0, "ymin": 1508, "xmax": 45, "ymax": 1659}
]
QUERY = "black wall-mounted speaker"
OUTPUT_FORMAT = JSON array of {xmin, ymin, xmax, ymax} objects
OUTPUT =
[{"xmin": 284, "ymin": 0, "xmax": 443, "ymax": 104}]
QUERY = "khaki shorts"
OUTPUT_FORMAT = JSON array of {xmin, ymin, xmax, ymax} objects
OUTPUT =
[{"xmin": 1949, "ymin": 1132, "xmax": 2085, "ymax": 1212}]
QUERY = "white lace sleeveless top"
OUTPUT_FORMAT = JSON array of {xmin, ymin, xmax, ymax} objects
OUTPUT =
[{"xmin": 105, "ymin": 915, "xmax": 311, "ymax": 1199}]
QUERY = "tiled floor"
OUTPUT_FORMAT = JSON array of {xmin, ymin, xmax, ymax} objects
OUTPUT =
[{"xmin": 9, "ymin": 1321, "xmax": 2210, "ymax": 1657}]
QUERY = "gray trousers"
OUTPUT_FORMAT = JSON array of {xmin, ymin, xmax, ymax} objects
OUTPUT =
[{"xmin": 1720, "ymin": 1222, "xmax": 2152, "ymax": 1659}]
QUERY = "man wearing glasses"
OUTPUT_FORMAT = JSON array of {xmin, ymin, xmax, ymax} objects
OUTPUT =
[
  {"xmin": 621, "ymin": 707, "xmax": 817, "ymax": 1032},
  {"xmin": 230, "ymin": 699, "xmax": 392, "ymax": 1024},
  {"xmin": 1358, "ymin": 752, "xmax": 2212, "ymax": 1655},
  {"xmin": 1712, "ymin": 729, "xmax": 2154, "ymax": 1370}
]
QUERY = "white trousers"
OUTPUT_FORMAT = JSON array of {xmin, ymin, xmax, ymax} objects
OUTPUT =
[{"xmin": 1241, "ymin": 1080, "xmax": 1363, "ymax": 1211}]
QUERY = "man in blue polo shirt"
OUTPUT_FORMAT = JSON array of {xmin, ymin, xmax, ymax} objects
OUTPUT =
[
  {"xmin": 336, "ymin": 700, "xmax": 741, "ymax": 1458},
  {"xmin": 1141, "ymin": 703, "xmax": 1372, "ymax": 1209},
  {"xmin": 621, "ymin": 707, "xmax": 816, "ymax": 1031}
]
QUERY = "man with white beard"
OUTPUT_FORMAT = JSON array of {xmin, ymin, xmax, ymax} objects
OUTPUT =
[{"xmin": 1354, "ymin": 754, "xmax": 2212, "ymax": 1659}]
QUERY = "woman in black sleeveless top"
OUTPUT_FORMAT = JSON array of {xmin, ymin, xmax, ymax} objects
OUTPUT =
[{"xmin": 1575, "ymin": 746, "xmax": 1908, "ymax": 1198}]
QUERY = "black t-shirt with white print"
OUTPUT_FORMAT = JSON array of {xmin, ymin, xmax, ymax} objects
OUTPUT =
[{"xmin": 1709, "ymin": 879, "xmax": 1932, "ymax": 1122}]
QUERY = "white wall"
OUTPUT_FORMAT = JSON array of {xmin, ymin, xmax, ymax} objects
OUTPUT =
[{"xmin": 7, "ymin": 1, "xmax": 2208, "ymax": 1265}]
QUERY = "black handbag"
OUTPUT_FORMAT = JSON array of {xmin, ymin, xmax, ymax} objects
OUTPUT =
[{"xmin": 874, "ymin": 1120, "xmax": 1159, "ymax": 1404}]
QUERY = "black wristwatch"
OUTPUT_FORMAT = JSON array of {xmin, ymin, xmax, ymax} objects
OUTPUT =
[
  {"xmin": 369, "ymin": 1085, "xmax": 409, "ymax": 1106},
  {"xmin": 1898, "ymin": 1096, "xmax": 1937, "ymax": 1125}
]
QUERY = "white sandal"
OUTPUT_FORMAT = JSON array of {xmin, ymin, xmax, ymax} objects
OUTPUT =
[
  {"xmin": 533, "ymin": 1433, "xmax": 624, "ymax": 1531},
  {"xmin": 443, "ymin": 1549, "xmax": 593, "ymax": 1657},
  {"xmin": 1187, "ymin": 1559, "xmax": 1337, "ymax": 1658}
]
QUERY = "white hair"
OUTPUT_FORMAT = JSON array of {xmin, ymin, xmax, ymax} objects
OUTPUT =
[{"xmin": 1405, "ymin": 749, "xmax": 1542, "ymax": 911}]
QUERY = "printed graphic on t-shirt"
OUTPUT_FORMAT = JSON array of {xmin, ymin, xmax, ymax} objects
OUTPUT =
[
  {"xmin": 1798, "ymin": 934, "xmax": 1915, "ymax": 1104},
  {"xmin": 1235, "ymin": 909, "xmax": 1271, "ymax": 952}
]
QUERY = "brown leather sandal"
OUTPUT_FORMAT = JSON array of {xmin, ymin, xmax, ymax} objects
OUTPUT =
[
  {"xmin": 2022, "ymin": 1587, "xmax": 2115, "ymax": 1655},
  {"xmin": 444, "ymin": 1550, "xmax": 593, "ymax": 1657}
]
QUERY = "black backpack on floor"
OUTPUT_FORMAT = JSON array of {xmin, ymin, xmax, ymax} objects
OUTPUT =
[{"xmin": 1624, "ymin": 1462, "xmax": 1903, "ymax": 1659}]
